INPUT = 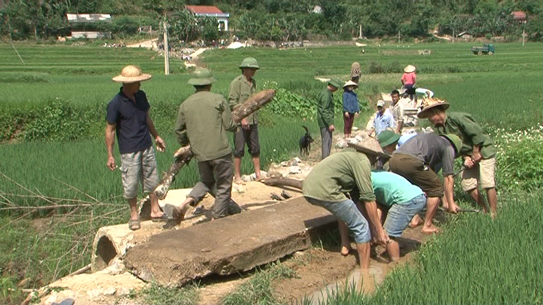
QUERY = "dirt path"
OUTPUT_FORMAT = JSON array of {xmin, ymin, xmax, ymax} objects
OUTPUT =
[{"xmin": 126, "ymin": 38, "xmax": 158, "ymax": 49}]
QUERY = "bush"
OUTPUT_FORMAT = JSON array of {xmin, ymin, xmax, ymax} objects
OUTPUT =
[{"xmin": 493, "ymin": 125, "xmax": 543, "ymax": 192}]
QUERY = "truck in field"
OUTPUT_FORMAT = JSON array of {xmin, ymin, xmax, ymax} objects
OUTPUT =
[{"xmin": 471, "ymin": 44, "xmax": 495, "ymax": 55}]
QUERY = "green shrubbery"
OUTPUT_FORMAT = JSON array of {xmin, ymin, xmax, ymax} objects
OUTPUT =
[
  {"xmin": 494, "ymin": 125, "xmax": 543, "ymax": 192},
  {"xmin": 0, "ymin": 100, "xmax": 102, "ymax": 142}
]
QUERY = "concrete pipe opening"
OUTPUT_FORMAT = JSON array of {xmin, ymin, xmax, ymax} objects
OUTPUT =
[{"xmin": 95, "ymin": 235, "xmax": 118, "ymax": 271}]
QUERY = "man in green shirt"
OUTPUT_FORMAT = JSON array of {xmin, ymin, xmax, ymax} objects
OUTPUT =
[
  {"xmin": 173, "ymin": 68, "xmax": 241, "ymax": 221},
  {"xmin": 229, "ymin": 57, "xmax": 261, "ymax": 184},
  {"xmin": 317, "ymin": 78, "xmax": 343, "ymax": 159},
  {"xmin": 302, "ymin": 139, "xmax": 390, "ymax": 286},
  {"xmin": 419, "ymin": 98, "xmax": 498, "ymax": 217}
]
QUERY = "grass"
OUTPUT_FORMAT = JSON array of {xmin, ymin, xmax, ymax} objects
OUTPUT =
[
  {"xmin": 1, "ymin": 40, "xmax": 543, "ymax": 304},
  {"xmin": 142, "ymin": 282, "xmax": 200, "ymax": 305},
  {"xmin": 222, "ymin": 262, "xmax": 297, "ymax": 305},
  {"xmin": 346, "ymin": 192, "xmax": 543, "ymax": 305}
]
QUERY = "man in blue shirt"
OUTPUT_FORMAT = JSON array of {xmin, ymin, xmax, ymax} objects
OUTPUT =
[
  {"xmin": 106, "ymin": 65, "xmax": 167, "ymax": 230},
  {"xmin": 369, "ymin": 100, "xmax": 395, "ymax": 137}
]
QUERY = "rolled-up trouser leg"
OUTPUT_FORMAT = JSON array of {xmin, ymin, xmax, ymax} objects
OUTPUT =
[
  {"xmin": 211, "ymin": 154, "xmax": 234, "ymax": 219},
  {"xmin": 320, "ymin": 127, "xmax": 332, "ymax": 160}
]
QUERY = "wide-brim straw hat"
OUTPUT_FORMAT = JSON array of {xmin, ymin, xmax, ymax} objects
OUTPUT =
[
  {"xmin": 347, "ymin": 137, "xmax": 391, "ymax": 159},
  {"xmin": 343, "ymin": 80, "xmax": 359, "ymax": 89},
  {"xmin": 418, "ymin": 97, "xmax": 450, "ymax": 118},
  {"xmin": 404, "ymin": 65, "xmax": 416, "ymax": 73},
  {"xmin": 112, "ymin": 65, "xmax": 152, "ymax": 83}
]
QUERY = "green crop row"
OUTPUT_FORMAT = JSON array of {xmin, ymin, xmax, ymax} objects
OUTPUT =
[{"xmin": 317, "ymin": 192, "xmax": 543, "ymax": 305}]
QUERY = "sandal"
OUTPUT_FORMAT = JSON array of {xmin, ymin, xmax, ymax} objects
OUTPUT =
[{"xmin": 128, "ymin": 218, "xmax": 141, "ymax": 230}]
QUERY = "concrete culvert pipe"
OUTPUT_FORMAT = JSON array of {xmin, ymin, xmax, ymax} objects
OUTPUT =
[
  {"xmin": 91, "ymin": 224, "xmax": 136, "ymax": 272},
  {"xmin": 94, "ymin": 236, "xmax": 118, "ymax": 271}
]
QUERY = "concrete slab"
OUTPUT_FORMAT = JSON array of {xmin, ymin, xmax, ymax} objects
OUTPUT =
[{"xmin": 124, "ymin": 197, "xmax": 335, "ymax": 287}]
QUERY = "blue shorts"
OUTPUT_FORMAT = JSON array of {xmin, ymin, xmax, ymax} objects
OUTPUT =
[
  {"xmin": 384, "ymin": 194, "xmax": 426, "ymax": 237},
  {"xmin": 305, "ymin": 197, "xmax": 371, "ymax": 244}
]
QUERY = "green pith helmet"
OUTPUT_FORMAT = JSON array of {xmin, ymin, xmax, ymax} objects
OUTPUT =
[
  {"xmin": 188, "ymin": 68, "xmax": 217, "ymax": 86},
  {"xmin": 377, "ymin": 130, "xmax": 401, "ymax": 148},
  {"xmin": 328, "ymin": 78, "xmax": 343, "ymax": 89},
  {"xmin": 239, "ymin": 57, "xmax": 260, "ymax": 69},
  {"xmin": 442, "ymin": 134, "xmax": 462, "ymax": 157}
]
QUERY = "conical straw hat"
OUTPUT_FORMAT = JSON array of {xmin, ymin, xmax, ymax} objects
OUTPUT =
[{"xmin": 404, "ymin": 65, "xmax": 416, "ymax": 73}]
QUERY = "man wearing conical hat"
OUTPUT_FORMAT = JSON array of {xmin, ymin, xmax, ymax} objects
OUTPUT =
[
  {"xmin": 419, "ymin": 98, "xmax": 498, "ymax": 218},
  {"xmin": 106, "ymin": 65, "xmax": 167, "ymax": 230},
  {"xmin": 388, "ymin": 132, "xmax": 463, "ymax": 234},
  {"xmin": 229, "ymin": 57, "xmax": 262, "ymax": 184},
  {"xmin": 303, "ymin": 140, "xmax": 390, "ymax": 292},
  {"xmin": 173, "ymin": 68, "xmax": 241, "ymax": 221}
]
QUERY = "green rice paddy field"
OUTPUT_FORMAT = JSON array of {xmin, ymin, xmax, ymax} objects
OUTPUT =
[{"xmin": 1, "ymin": 41, "xmax": 543, "ymax": 304}]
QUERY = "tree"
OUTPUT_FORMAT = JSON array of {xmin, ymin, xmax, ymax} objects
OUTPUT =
[
  {"xmin": 320, "ymin": 0, "xmax": 346, "ymax": 30},
  {"xmin": 199, "ymin": 16, "xmax": 219, "ymax": 43}
]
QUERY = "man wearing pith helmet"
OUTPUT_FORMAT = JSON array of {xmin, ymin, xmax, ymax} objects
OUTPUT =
[
  {"xmin": 106, "ymin": 65, "xmax": 167, "ymax": 230},
  {"xmin": 229, "ymin": 57, "xmax": 262, "ymax": 184},
  {"xmin": 317, "ymin": 78, "xmax": 343, "ymax": 159},
  {"xmin": 173, "ymin": 68, "xmax": 241, "ymax": 221},
  {"xmin": 419, "ymin": 98, "xmax": 498, "ymax": 218}
]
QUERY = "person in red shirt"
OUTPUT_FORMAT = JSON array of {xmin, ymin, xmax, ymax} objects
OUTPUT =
[{"xmin": 401, "ymin": 65, "xmax": 417, "ymax": 101}]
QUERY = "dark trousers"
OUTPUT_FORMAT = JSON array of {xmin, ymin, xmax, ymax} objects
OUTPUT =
[
  {"xmin": 320, "ymin": 127, "xmax": 332, "ymax": 160},
  {"xmin": 343, "ymin": 113, "xmax": 355, "ymax": 135},
  {"xmin": 188, "ymin": 154, "xmax": 234, "ymax": 218}
]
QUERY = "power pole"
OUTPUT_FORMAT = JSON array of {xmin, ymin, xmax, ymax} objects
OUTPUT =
[
  {"xmin": 359, "ymin": 24, "xmax": 362, "ymax": 38},
  {"xmin": 163, "ymin": 20, "xmax": 170, "ymax": 75},
  {"xmin": 522, "ymin": 21, "xmax": 526, "ymax": 47}
]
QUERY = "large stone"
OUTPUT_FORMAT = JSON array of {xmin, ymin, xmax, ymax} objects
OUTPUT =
[{"xmin": 124, "ymin": 197, "xmax": 335, "ymax": 287}]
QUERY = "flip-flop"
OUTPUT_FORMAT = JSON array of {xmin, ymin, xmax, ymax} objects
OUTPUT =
[
  {"xmin": 151, "ymin": 214, "xmax": 169, "ymax": 222},
  {"xmin": 128, "ymin": 218, "xmax": 141, "ymax": 230}
]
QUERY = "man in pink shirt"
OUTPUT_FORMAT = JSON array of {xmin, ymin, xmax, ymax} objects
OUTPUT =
[{"xmin": 401, "ymin": 65, "xmax": 417, "ymax": 101}]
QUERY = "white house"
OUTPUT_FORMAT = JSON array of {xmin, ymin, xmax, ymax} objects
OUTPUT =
[{"xmin": 185, "ymin": 5, "xmax": 229, "ymax": 31}]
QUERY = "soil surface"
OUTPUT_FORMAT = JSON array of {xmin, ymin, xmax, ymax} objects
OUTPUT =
[{"xmin": 194, "ymin": 220, "xmax": 434, "ymax": 305}]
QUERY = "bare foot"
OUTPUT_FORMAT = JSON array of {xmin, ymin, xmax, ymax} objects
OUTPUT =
[
  {"xmin": 340, "ymin": 245, "xmax": 353, "ymax": 256},
  {"xmin": 408, "ymin": 214, "xmax": 424, "ymax": 228},
  {"xmin": 421, "ymin": 226, "xmax": 441, "ymax": 235},
  {"xmin": 234, "ymin": 178, "xmax": 246, "ymax": 185},
  {"xmin": 490, "ymin": 212, "xmax": 496, "ymax": 219},
  {"xmin": 359, "ymin": 269, "xmax": 376, "ymax": 295},
  {"xmin": 172, "ymin": 205, "xmax": 189, "ymax": 224},
  {"xmin": 150, "ymin": 211, "xmax": 165, "ymax": 219}
]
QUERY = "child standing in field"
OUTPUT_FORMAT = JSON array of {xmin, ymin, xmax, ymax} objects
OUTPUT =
[
  {"xmin": 401, "ymin": 65, "xmax": 417, "ymax": 101},
  {"xmin": 342, "ymin": 80, "xmax": 360, "ymax": 139}
]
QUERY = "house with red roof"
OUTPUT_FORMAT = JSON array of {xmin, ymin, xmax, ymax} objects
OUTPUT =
[
  {"xmin": 185, "ymin": 5, "xmax": 230, "ymax": 31},
  {"xmin": 511, "ymin": 11, "xmax": 527, "ymax": 23}
]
